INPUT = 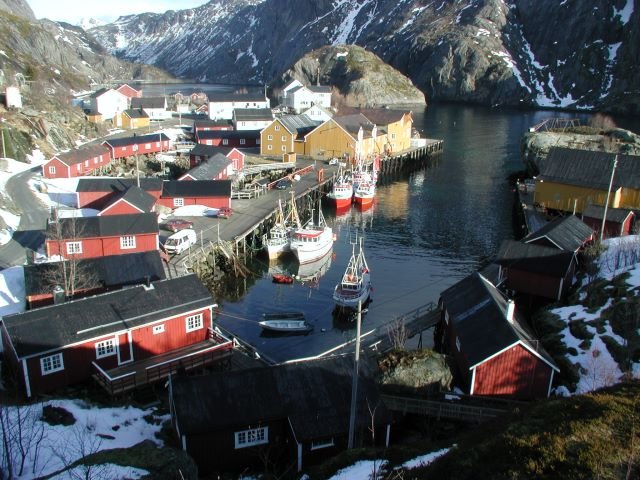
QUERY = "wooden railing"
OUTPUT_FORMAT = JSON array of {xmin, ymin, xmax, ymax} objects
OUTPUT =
[
  {"xmin": 92, "ymin": 362, "xmax": 137, "ymax": 396},
  {"xmin": 381, "ymin": 394, "xmax": 508, "ymax": 423}
]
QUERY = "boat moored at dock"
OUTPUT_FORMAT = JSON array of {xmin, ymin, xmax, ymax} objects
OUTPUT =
[
  {"xmin": 290, "ymin": 205, "xmax": 334, "ymax": 264},
  {"xmin": 333, "ymin": 239, "xmax": 371, "ymax": 309}
]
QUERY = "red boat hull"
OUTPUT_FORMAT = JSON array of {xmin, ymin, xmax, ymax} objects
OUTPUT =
[{"xmin": 272, "ymin": 274, "xmax": 294, "ymax": 284}]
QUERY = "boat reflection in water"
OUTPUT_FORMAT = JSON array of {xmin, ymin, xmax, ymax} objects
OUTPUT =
[{"xmin": 295, "ymin": 248, "xmax": 334, "ymax": 288}]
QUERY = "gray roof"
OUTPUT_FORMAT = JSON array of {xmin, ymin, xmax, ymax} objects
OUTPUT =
[
  {"xmin": 53, "ymin": 144, "xmax": 111, "ymax": 166},
  {"xmin": 208, "ymin": 90, "xmax": 268, "ymax": 103},
  {"xmin": 195, "ymin": 130, "xmax": 260, "ymax": 141},
  {"xmin": 170, "ymin": 355, "xmax": 389, "ymax": 440},
  {"xmin": 162, "ymin": 180, "xmax": 231, "ymax": 197},
  {"xmin": 333, "ymin": 114, "xmax": 376, "ymax": 138},
  {"xmin": 233, "ymin": 108, "xmax": 273, "ymax": 121},
  {"xmin": 440, "ymin": 272, "xmax": 558, "ymax": 371},
  {"xmin": 523, "ymin": 215, "xmax": 594, "ymax": 251},
  {"xmin": 24, "ymin": 251, "xmax": 166, "ymax": 298},
  {"xmin": 4, "ymin": 274, "xmax": 212, "ymax": 358},
  {"xmin": 103, "ymin": 186, "xmax": 156, "ymax": 213},
  {"xmin": 307, "ymin": 85, "xmax": 332, "ymax": 94},
  {"xmin": 189, "ymin": 144, "xmax": 234, "ymax": 157},
  {"xmin": 102, "ymin": 133, "xmax": 169, "ymax": 148},
  {"xmin": 337, "ymin": 107, "xmax": 410, "ymax": 126},
  {"xmin": 193, "ymin": 119, "xmax": 233, "ymax": 129},
  {"xmin": 539, "ymin": 147, "xmax": 640, "ymax": 190},
  {"xmin": 582, "ymin": 204, "xmax": 635, "ymax": 223},
  {"xmin": 278, "ymin": 115, "xmax": 320, "ymax": 137},
  {"xmin": 76, "ymin": 178, "xmax": 163, "ymax": 193},
  {"xmin": 495, "ymin": 240, "xmax": 575, "ymax": 277},
  {"xmin": 182, "ymin": 154, "xmax": 231, "ymax": 180},
  {"xmin": 130, "ymin": 97, "xmax": 166, "ymax": 109},
  {"xmin": 123, "ymin": 109, "xmax": 148, "ymax": 119},
  {"xmin": 45, "ymin": 213, "xmax": 158, "ymax": 239}
]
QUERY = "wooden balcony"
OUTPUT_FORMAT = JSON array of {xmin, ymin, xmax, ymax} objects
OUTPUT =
[{"xmin": 92, "ymin": 328, "xmax": 234, "ymax": 396}]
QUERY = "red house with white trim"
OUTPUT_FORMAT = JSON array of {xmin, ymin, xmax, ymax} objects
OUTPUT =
[
  {"xmin": 102, "ymin": 133, "xmax": 170, "ymax": 160},
  {"xmin": 76, "ymin": 178, "xmax": 163, "ymax": 209},
  {"xmin": 45, "ymin": 213, "xmax": 159, "ymax": 260},
  {"xmin": 43, "ymin": 144, "xmax": 112, "ymax": 179},
  {"xmin": 1, "ymin": 274, "xmax": 233, "ymax": 397},
  {"xmin": 195, "ymin": 130, "xmax": 260, "ymax": 148},
  {"xmin": 98, "ymin": 186, "xmax": 157, "ymax": 216},
  {"xmin": 436, "ymin": 272, "xmax": 559, "ymax": 400},
  {"xmin": 188, "ymin": 144, "xmax": 245, "ymax": 171},
  {"xmin": 158, "ymin": 180, "xmax": 232, "ymax": 210},
  {"xmin": 179, "ymin": 153, "xmax": 234, "ymax": 181}
]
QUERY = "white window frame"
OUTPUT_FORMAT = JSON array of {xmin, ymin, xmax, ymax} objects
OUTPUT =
[
  {"xmin": 222, "ymin": 139, "xmax": 229, "ymax": 145},
  {"xmin": 281, "ymin": 135, "xmax": 286, "ymax": 142},
  {"xmin": 310, "ymin": 438, "xmax": 335, "ymax": 450},
  {"xmin": 93, "ymin": 156, "xmax": 98, "ymax": 164},
  {"xmin": 66, "ymin": 241, "xmax": 82, "ymax": 255},
  {"xmin": 153, "ymin": 324, "xmax": 165, "ymax": 335},
  {"xmin": 120, "ymin": 235, "xmax": 136, "ymax": 249},
  {"xmin": 275, "ymin": 125, "xmax": 280, "ymax": 131},
  {"xmin": 185, "ymin": 313, "xmax": 203, "ymax": 332},
  {"xmin": 95, "ymin": 339, "xmax": 116, "ymax": 359},
  {"xmin": 84, "ymin": 160, "xmax": 89, "ymax": 167},
  {"xmin": 40, "ymin": 353, "xmax": 64, "ymax": 375},
  {"xmin": 48, "ymin": 166, "xmax": 56, "ymax": 175},
  {"xmin": 240, "ymin": 138, "xmax": 246, "ymax": 145},
  {"xmin": 145, "ymin": 143, "xmax": 151, "ymax": 149},
  {"xmin": 267, "ymin": 145, "xmax": 273, "ymax": 151},
  {"xmin": 281, "ymin": 145, "xmax": 286, "ymax": 152},
  {"xmin": 267, "ymin": 134, "xmax": 273, "ymax": 141},
  {"xmin": 235, "ymin": 427, "xmax": 268, "ymax": 449},
  {"xmin": 174, "ymin": 198, "xmax": 184, "ymax": 207}
]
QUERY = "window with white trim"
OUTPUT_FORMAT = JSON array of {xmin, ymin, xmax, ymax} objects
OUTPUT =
[
  {"xmin": 267, "ymin": 145, "xmax": 273, "ymax": 151},
  {"xmin": 145, "ymin": 143, "xmax": 151, "ymax": 149},
  {"xmin": 76, "ymin": 164, "xmax": 81, "ymax": 172},
  {"xmin": 174, "ymin": 198, "xmax": 184, "ymax": 207},
  {"xmin": 281, "ymin": 145, "xmax": 286, "ymax": 152},
  {"xmin": 391, "ymin": 133, "xmax": 396, "ymax": 140},
  {"xmin": 41, "ymin": 353, "xmax": 64, "ymax": 375},
  {"xmin": 275, "ymin": 125, "xmax": 280, "ymax": 131},
  {"xmin": 186, "ymin": 313, "xmax": 203, "ymax": 332},
  {"xmin": 120, "ymin": 235, "xmax": 136, "ymax": 249},
  {"xmin": 84, "ymin": 160, "xmax": 89, "ymax": 167},
  {"xmin": 235, "ymin": 427, "xmax": 268, "ymax": 449},
  {"xmin": 240, "ymin": 138, "xmax": 246, "ymax": 145},
  {"xmin": 153, "ymin": 324, "xmax": 165, "ymax": 335},
  {"xmin": 48, "ymin": 166, "xmax": 56, "ymax": 175},
  {"xmin": 222, "ymin": 139, "xmax": 229, "ymax": 145},
  {"xmin": 95, "ymin": 339, "xmax": 116, "ymax": 359},
  {"xmin": 267, "ymin": 134, "xmax": 273, "ymax": 141},
  {"xmin": 311, "ymin": 438, "xmax": 335, "ymax": 450},
  {"xmin": 94, "ymin": 156, "xmax": 98, "ymax": 164},
  {"xmin": 66, "ymin": 242, "xmax": 82, "ymax": 255}
]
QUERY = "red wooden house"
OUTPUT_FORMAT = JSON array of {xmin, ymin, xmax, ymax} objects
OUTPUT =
[
  {"xmin": 98, "ymin": 186, "xmax": 157, "ymax": 216},
  {"xmin": 1, "ymin": 274, "xmax": 233, "ymax": 397},
  {"xmin": 188, "ymin": 144, "xmax": 245, "ymax": 171},
  {"xmin": 158, "ymin": 180, "xmax": 232, "ymax": 210},
  {"xmin": 45, "ymin": 213, "xmax": 159, "ymax": 260},
  {"xmin": 581, "ymin": 205, "xmax": 635, "ymax": 239},
  {"xmin": 23, "ymin": 250, "xmax": 165, "ymax": 309},
  {"xmin": 436, "ymin": 272, "xmax": 559, "ymax": 400},
  {"xmin": 195, "ymin": 129, "xmax": 260, "ymax": 148},
  {"xmin": 193, "ymin": 119, "xmax": 233, "ymax": 133},
  {"xmin": 179, "ymin": 153, "xmax": 234, "ymax": 181},
  {"xmin": 76, "ymin": 178, "xmax": 163, "ymax": 209},
  {"xmin": 116, "ymin": 83, "xmax": 142, "ymax": 99},
  {"xmin": 43, "ymin": 144, "xmax": 112, "ymax": 179},
  {"xmin": 495, "ymin": 240, "xmax": 577, "ymax": 301},
  {"xmin": 102, "ymin": 133, "xmax": 170, "ymax": 160},
  {"xmin": 523, "ymin": 214, "xmax": 594, "ymax": 252}
]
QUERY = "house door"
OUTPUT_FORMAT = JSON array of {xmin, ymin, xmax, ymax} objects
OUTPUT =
[{"xmin": 117, "ymin": 332, "xmax": 133, "ymax": 365}]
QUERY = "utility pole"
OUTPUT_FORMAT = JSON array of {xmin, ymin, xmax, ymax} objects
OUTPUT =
[
  {"xmin": 348, "ymin": 299, "xmax": 362, "ymax": 449},
  {"xmin": 136, "ymin": 153, "xmax": 140, "ymax": 188},
  {"xmin": 600, "ymin": 154, "xmax": 618, "ymax": 243}
]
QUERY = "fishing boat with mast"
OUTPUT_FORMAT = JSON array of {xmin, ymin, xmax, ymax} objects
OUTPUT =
[
  {"xmin": 263, "ymin": 193, "xmax": 301, "ymax": 260},
  {"xmin": 333, "ymin": 238, "xmax": 371, "ymax": 309},
  {"xmin": 353, "ymin": 180, "xmax": 375, "ymax": 207},
  {"xmin": 327, "ymin": 168, "xmax": 353, "ymax": 209},
  {"xmin": 290, "ymin": 201, "xmax": 334, "ymax": 264}
]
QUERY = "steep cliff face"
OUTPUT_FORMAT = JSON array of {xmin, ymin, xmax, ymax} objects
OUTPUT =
[{"xmin": 89, "ymin": 0, "xmax": 639, "ymax": 114}]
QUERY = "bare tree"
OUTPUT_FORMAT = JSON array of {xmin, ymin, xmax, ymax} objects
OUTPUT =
[
  {"xmin": 52, "ymin": 419, "xmax": 113, "ymax": 480},
  {"xmin": 386, "ymin": 317, "xmax": 408, "ymax": 351},
  {"xmin": 0, "ymin": 403, "xmax": 48, "ymax": 478}
]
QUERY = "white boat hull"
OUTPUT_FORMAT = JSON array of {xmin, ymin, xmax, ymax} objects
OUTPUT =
[
  {"xmin": 290, "ymin": 227, "xmax": 334, "ymax": 264},
  {"xmin": 333, "ymin": 276, "xmax": 371, "ymax": 309}
]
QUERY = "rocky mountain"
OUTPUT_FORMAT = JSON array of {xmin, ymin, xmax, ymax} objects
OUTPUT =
[{"xmin": 89, "ymin": 0, "xmax": 639, "ymax": 114}]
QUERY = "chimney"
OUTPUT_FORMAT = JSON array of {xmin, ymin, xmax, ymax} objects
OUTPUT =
[{"xmin": 506, "ymin": 299, "xmax": 515, "ymax": 323}]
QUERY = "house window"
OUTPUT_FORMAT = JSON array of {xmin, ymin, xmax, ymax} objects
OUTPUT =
[
  {"xmin": 281, "ymin": 145, "xmax": 286, "ymax": 152},
  {"xmin": 275, "ymin": 125, "xmax": 280, "ymax": 131},
  {"xmin": 281, "ymin": 136, "xmax": 286, "ymax": 142},
  {"xmin": 84, "ymin": 160, "xmax": 89, "ymax": 167},
  {"xmin": 95, "ymin": 339, "xmax": 116, "ymax": 359},
  {"xmin": 186, "ymin": 313, "xmax": 203, "ymax": 332},
  {"xmin": 456, "ymin": 336, "xmax": 461, "ymax": 351},
  {"xmin": 391, "ymin": 133, "xmax": 396, "ymax": 140},
  {"xmin": 40, "ymin": 353, "xmax": 64, "ymax": 375},
  {"xmin": 76, "ymin": 164, "xmax": 81, "ymax": 172},
  {"xmin": 267, "ymin": 135, "xmax": 273, "ymax": 141},
  {"xmin": 311, "ymin": 438, "xmax": 335, "ymax": 450},
  {"xmin": 120, "ymin": 235, "xmax": 136, "ymax": 249},
  {"xmin": 239, "ymin": 138, "xmax": 246, "ymax": 145},
  {"xmin": 93, "ymin": 156, "xmax": 98, "ymax": 164},
  {"xmin": 222, "ymin": 139, "xmax": 229, "ymax": 145},
  {"xmin": 235, "ymin": 427, "xmax": 268, "ymax": 449},
  {"xmin": 48, "ymin": 166, "xmax": 56, "ymax": 175},
  {"xmin": 267, "ymin": 145, "xmax": 273, "ymax": 151},
  {"xmin": 153, "ymin": 324, "xmax": 165, "ymax": 335},
  {"xmin": 66, "ymin": 242, "xmax": 82, "ymax": 255},
  {"xmin": 174, "ymin": 198, "xmax": 184, "ymax": 207},
  {"xmin": 156, "ymin": 142, "xmax": 160, "ymax": 147}
]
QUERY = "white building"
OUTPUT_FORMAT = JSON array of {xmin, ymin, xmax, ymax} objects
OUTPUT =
[
  {"xmin": 301, "ymin": 104, "xmax": 333, "ymax": 123},
  {"xmin": 130, "ymin": 97, "xmax": 171, "ymax": 121},
  {"xmin": 4, "ymin": 86, "xmax": 22, "ymax": 109},
  {"xmin": 208, "ymin": 90, "xmax": 270, "ymax": 120},
  {"xmin": 89, "ymin": 88, "xmax": 128, "ymax": 121},
  {"xmin": 233, "ymin": 108, "xmax": 274, "ymax": 131},
  {"xmin": 280, "ymin": 80, "xmax": 332, "ymax": 114}
]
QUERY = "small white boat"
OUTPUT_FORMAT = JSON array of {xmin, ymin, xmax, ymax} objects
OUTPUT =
[
  {"xmin": 353, "ymin": 181, "xmax": 375, "ymax": 207},
  {"xmin": 263, "ymin": 195, "xmax": 301, "ymax": 259},
  {"xmin": 259, "ymin": 312, "xmax": 313, "ymax": 332},
  {"xmin": 333, "ymin": 240, "xmax": 371, "ymax": 309},
  {"xmin": 290, "ymin": 204, "xmax": 334, "ymax": 264}
]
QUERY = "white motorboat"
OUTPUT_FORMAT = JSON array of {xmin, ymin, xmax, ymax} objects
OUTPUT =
[
  {"xmin": 290, "ymin": 204, "xmax": 334, "ymax": 264},
  {"xmin": 333, "ymin": 240, "xmax": 371, "ymax": 309}
]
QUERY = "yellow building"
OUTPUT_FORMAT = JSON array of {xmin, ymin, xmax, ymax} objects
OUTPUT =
[
  {"xmin": 121, "ymin": 109, "xmax": 150, "ymax": 130},
  {"xmin": 534, "ymin": 148, "xmax": 640, "ymax": 214},
  {"xmin": 339, "ymin": 108, "xmax": 413, "ymax": 155},
  {"xmin": 260, "ymin": 115, "xmax": 320, "ymax": 157}
]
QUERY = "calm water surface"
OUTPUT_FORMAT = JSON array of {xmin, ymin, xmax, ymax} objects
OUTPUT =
[{"xmin": 216, "ymin": 104, "xmax": 626, "ymax": 363}]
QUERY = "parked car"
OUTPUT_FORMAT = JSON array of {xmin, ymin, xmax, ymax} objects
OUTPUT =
[
  {"xmin": 275, "ymin": 179, "xmax": 292, "ymax": 190},
  {"xmin": 163, "ymin": 218, "xmax": 194, "ymax": 232},
  {"xmin": 217, "ymin": 207, "xmax": 232, "ymax": 219},
  {"xmin": 162, "ymin": 229, "xmax": 197, "ymax": 255}
]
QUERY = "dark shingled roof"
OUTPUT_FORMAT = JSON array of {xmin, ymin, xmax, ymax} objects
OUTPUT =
[
  {"xmin": 337, "ymin": 107, "xmax": 411, "ymax": 126},
  {"xmin": 130, "ymin": 97, "xmax": 166, "ymax": 109},
  {"xmin": 23, "ymin": 251, "xmax": 166, "ymax": 298},
  {"xmin": 439, "ymin": 272, "xmax": 558, "ymax": 370},
  {"xmin": 162, "ymin": 180, "xmax": 232, "ymax": 197},
  {"xmin": 123, "ymin": 109, "xmax": 148, "ymax": 119},
  {"xmin": 233, "ymin": 108, "xmax": 273, "ymax": 121},
  {"xmin": 196, "ymin": 130, "xmax": 260, "ymax": 141},
  {"xmin": 45, "ymin": 213, "xmax": 158, "ymax": 239},
  {"xmin": 3, "ymin": 274, "xmax": 212, "ymax": 358},
  {"xmin": 102, "ymin": 186, "xmax": 157, "ymax": 213},
  {"xmin": 539, "ymin": 147, "xmax": 640, "ymax": 190},
  {"xmin": 102, "ymin": 133, "xmax": 169, "ymax": 148},
  {"xmin": 333, "ymin": 114, "xmax": 376, "ymax": 138},
  {"xmin": 189, "ymin": 144, "xmax": 234, "ymax": 157},
  {"xmin": 76, "ymin": 177, "xmax": 163, "ymax": 193},
  {"xmin": 523, "ymin": 215, "xmax": 594, "ymax": 251},
  {"xmin": 582, "ymin": 204, "xmax": 635, "ymax": 223},
  {"xmin": 495, "ymin": 240, "xmax": 575, "ymax": 277},
  {"xmin": 170, "ymin": 355, "xmax": 389, "ymax": 440},
  {"xmin": 182, "ymin": 154, "xmax": 230, "ymax": 180},
  {"xmin": 193, "ymin": 119, "xmax": 233, "ymax": 129},
  {"xmin": 53, "ymin": 144, "xmax": 111, "ymax": 166}
]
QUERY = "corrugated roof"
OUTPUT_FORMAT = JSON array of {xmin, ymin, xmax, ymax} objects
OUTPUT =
[
  {"xmin": 523, "ymin": 215, "xmax": 594, "ymax": 251},
  {"xmin": 45, "ymin": 212, "xmax": 159, "ymax": 239},
  {"xmin": 495, "ymin": 240, "xmax": 575, "ymax": 277},
  {"xmin": 233, "ymin": 108, "xmax": 273, "ymax": 121},
  {"xmin": 183, "ymin": 154, "xmax": 230, "ymax": 180},
  {"xmin": 540, "ymin": 147, "xmax": 640, "ymax": 190},
  {"xmin": 162, "ymin": 180, "xmax": 231, "ymax": 197},
  {"xmin": 278, "ymin": 114, "xmax": 320, "ymax": 136},
  {"xmin": 54, "ymin": 144, "xmax": 111, "ymax": 166},
  {"xmin": 4, "ymin": 274, "xmax": 211, "ymax": 358}
]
